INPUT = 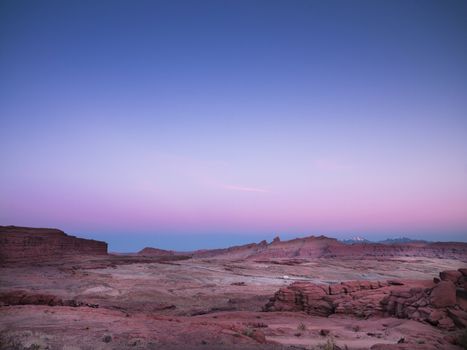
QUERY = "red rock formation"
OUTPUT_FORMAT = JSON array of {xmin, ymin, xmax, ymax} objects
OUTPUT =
[
  {"xmin": 193, "ymin": 240, "xmax": 268, "ymax": 259},
  {"xmin": 138, "ymin": 247, "xmax": 174, "ymax": 256},
  {"xmin": 192, "ymin": 235, "xmax": 467, "ymax": 261},
  {"xmin": 430, "ymin": 281, "xmax": 457, "ymax": 308},
  {"xmin": 264, "ymin": 279, "xmax": 392, "ymax": 318},
  {"xmin": 264, "ymin": 268, "xmax": 467, "ymax": 331},
  {"xmin": 440, "ymin": 270, "xmax": 463, "ymax": 283},
  {"xmin": 0, "ymin": 290, "xmax": 98, "ymax": 308},
  {"xmin": 0, "ymin": 226, "xmax": 107, "ymax": 264}
]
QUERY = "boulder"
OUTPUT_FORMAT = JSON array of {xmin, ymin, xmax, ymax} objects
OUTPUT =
[
  {"xmin": 430, "ymin": 281, "xmax": 456, "ymax": 308},
  {"xmin": 439, "ymin": 270, "xmax": 462, "ymax": 283},
  {"xmin": 427, "ymin": 309, "xmax": 445, "ymax": 325}
]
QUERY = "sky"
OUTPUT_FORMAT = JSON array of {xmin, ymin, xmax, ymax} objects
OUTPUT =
[{"xmin": 1, "ymin": 0, "xmax": 466, "ymax": 251}]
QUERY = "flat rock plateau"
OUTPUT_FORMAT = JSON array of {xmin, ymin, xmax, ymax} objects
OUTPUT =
[{"xmin": 1, "ymin": 226, "xmax": 467, "ymax": 350}]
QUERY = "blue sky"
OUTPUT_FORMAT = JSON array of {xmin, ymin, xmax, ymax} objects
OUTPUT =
[{"xmin": 1, "ymin": 0, "xmax": 466, "ymax": 251}]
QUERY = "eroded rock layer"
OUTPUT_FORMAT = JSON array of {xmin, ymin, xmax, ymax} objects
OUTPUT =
[
  {"xmin": 0, "ymin": 226, "xmax": 107, "ymax": 264},
  {"xmin": 193, "ymin": 235, "xmax": 467, "ymax": 261},
  {"xmin": 138, "ymin": 247, "xmax": 175, "ymax": 256},
  {"xmin": 264, "ymin": 268, "xmax": 467, "ymax": 331}
]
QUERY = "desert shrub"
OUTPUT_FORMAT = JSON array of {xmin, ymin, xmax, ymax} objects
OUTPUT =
[
  {"xmin": 102, "ymin": 335, "xmax": 112, "ymax": 343},
  {"xmin": 312, "ymin": 336, "xmax": 342, "ymax": 350},
  {"xmin": 324, "ymin": 337, "xmax": 335, "ymax": 350},
  {"xmin": 242, "ymin": 327, "xmax": 254, "ymax": 337},
  {"xmin": 297, "ymin": 322, "xmax": 306, "ymax": 331},
  {"xmin": 28, "ymin": 345, "xmax": 41, "ymax": 350}
]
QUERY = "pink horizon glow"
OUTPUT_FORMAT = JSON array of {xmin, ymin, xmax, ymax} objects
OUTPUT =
[{"xmin": 1, "ymin": 0, "xmax": 467, "ymax": 243}]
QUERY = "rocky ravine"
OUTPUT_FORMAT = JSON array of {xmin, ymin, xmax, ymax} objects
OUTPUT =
[{"xmin": 0, "ymin": 226, "xmax": 107, "ymax": 264}]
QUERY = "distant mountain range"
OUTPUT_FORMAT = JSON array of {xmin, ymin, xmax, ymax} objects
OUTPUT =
[
  {"xmin": 341, "ymin": 236, "xmax": 428, "ymax": 245},
  {"xmin": 341, "ymin": 236, "xmax": 371, "ymax": 244},
  {"xmin": 187, "ymin": 234, "xmax": 466, "ymax": 261},
  {"xmin": 378, "ymin": 237, "xmax": 428, "ymax": 244},
  {"xmin": 2, "ymin": 226, "xmax": 466, "ymax": 262}
]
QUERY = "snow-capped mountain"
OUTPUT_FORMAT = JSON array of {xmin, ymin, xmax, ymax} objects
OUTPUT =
[{"xmin": 341, "ymin": 236, "xmax": 371, "ymax": 244}]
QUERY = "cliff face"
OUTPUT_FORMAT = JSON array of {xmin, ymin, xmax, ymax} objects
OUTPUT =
[{"xmin": 0, "ymin": 226, "xmax": 107, "ymax": 264}]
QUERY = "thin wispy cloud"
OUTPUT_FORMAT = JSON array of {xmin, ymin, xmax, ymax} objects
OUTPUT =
[{"xmin": 221, "ymin": 184, "xmax": 270, "ymax": 193}]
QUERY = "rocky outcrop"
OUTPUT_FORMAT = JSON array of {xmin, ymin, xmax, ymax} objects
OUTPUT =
[
  {"xmin": 0, "ymin": 226, "xmax": 107, "ymax": 264},
  {"xmin": 138, "ymin": 247, "xmax": 174, "ymax": 256},
  {"xmin": 264, "ymin": 268, "xmax": 467, "ymax": 330},
  {"xmin": 380, "ymin": 268, "xmax": 467, "ymax": 330},
  {"xmin": 429, "ymin": 281, "xmax": 457, "ymax": 308},
  {"xmin": 440, "ymin": 270, "xmax": 463, "ymax": 283},
  {"xmin": 0, "ymin": 290, "xmax": 98, "ymax": 308},
  {"xmin": 193, "ymin": 235, "xmax": 467, "ymax": 261},
  {"xmin": 193, "ymin": 240, "xmax": 268, "ymax": 259},
  {"xmin": 264, "ymin": 279, "xmax": 393, "ymax": 318}
]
